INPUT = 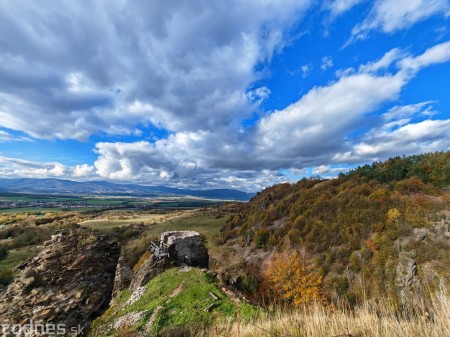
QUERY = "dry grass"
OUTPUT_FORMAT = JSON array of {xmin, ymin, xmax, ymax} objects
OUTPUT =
[
  {"xmin": 204, "ymin": 290, "xmax": 450, "ymax": 337},
  {"xmin": 79, "ymin": 211, "xmax": 189, "ymax": 229}
]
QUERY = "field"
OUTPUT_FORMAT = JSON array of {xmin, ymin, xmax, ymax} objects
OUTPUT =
[
  {"xmin": 0, "ymin": 197, "xmax": 234, "ymax": 288},
  {"xmin": 0, "ymin": 193, "xmax": 223, "ymax": 214},
  {"xmin": 79, "ymin": 212, "xmax": 181, "ymax": 230}
]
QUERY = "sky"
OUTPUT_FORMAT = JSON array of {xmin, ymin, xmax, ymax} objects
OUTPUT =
[{"xmin": 0, "ymin": 0, "xmax": 450, "ymax": 192}]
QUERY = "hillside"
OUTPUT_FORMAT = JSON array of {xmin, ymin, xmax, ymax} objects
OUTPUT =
[
  {"xmin": 91, "ymin": 268, "xmax": 259, "ymax": 337},
  {"xmin": 221, "ymin": 152, "xmax": 450, "ymax": 304}
]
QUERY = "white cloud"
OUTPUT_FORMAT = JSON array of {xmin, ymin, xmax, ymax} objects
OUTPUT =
[
  {"xmin": 0, "ymin": 130, "xmax": 33, "ymax": 143},
  {"xmin": 350, "ymin": 0, "xmax": 450, "ymax": 42},
  {"xmin": 399, "ymin": 41, "xmax": 450, "ymax": 73},
  {"xmin": 323, "ymin": 0, "xmax": 365, "ymax": 18},
  {"xmin": 301, "ymin": 64, "xmax": 312, "ymax": 78},
  {"xmin": 92, "ymin": 140, "xmax": 289, "ymax": 191},
  {"xmin": 288, "ymin": 64, "xmax": 312, "ymax": 78},
  {"xmin": 359, "ymin": 48, "xmax": 404, "ymax": 73},
  {"xmin": 383, "ymin": 101, "xmax": 436, "ymax": 121},
  {"xmin": 0, "ymin": 0, "xmax": 310, "ymax": 140},
  {"xmin": 73, "ymin": 164, "xmax": 95, "ymax": 177},
  {"xmin": 338, "ymin": 119, "xmax": 450, "ymax": 162},
  {"xmin": 321, "ymin": 56, "xmax": 334, "ymax": 70},
  {"xmin": 246, "ymin": 87, "xmax": 271, "ymax": 106},
  {"xmin": 332, "ymin": 100, "xmax": 448, "ymax": 163},
  {"xmin": 0, "ymin": 157, "xmax": 67, "ymax": 178},
  {"xmin": 87, "ymin": 42, "xmax": 450, "ymax": 188},
  {"xmin": 254, "ymin": 41, "xmax": 450, "ymax": 168},
  {"xmin": 2, "ymin": 40, "xmax": 450, "ymax": 191},
  {"xmin": 312, "ymin": 165, "xmax": 349, "ymax": 175}
]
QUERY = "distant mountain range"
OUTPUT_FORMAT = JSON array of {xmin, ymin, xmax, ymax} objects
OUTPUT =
[{"xmin": 0, "ymin": 178, "xmax": 253, "ymax": 201}]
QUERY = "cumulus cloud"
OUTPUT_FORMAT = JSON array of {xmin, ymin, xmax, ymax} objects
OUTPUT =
[
  {"xmin": 312, "ymin": 165, "xmax": 349, "ymax": 175},
  {"xmin": 1, "ymin": 10, "xmax": 450, "ymax": 191},
  {"xmin": 0, "ymin": 156, "xmax": 68, "ymax": 178},
  {"xmin": 73, "ymin": 164, "xmax": 95, "ymax": 178},
  {"xmin": 91, "ymin": 141, "xmax": 289, "ymax": 191},
  {"xmin": 82, "ymin": 41, "xmax": 450, "ymax": 189},
  {"xmin": 334, "ymin": 119, "xmax": 450, "ymax": 163},
  {"xmin": 0, "ymin": 0, "xmax": 310, "ymax": 140},
  {"xmin": 253, "ymin": 41, "xmax": 450, "ymax": 168},
  {"xmin": 350, "ymin": 0, "xmax": 450, "ymax": 43},
  {"xmin": 332, "ymin": 100, "xmax": 448, "ymax": 163}
]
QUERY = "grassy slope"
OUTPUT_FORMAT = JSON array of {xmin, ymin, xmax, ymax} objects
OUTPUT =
[
  {"xmin": 208, "ymin": 292, "xmax": 450, "ymax": 337},
  {"xmin": 91, "ymin": 268, "xmax": 259, "ymax": 336}
]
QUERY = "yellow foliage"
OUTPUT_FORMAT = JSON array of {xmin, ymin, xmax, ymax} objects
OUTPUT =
[
  {"xmin": 262, "ymin": 249, "xmax": 325, "ymax": 305},
  {"xmin": 386, "ymin": 208, "xmax": 401, "ymax": 224}
]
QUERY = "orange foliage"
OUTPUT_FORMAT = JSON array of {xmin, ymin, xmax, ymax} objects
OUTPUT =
[
  {"xmin": 364, "ymin": 239, "xmax": 378, "ymax": 254},
  {"xmin": 262, "ymin": 249, "xmax": 325, "ymax": 305}
]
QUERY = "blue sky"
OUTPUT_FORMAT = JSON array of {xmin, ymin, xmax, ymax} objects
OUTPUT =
[{"xmin": 1, "ymin": 0, "xmax": 450, "ymax": 191}]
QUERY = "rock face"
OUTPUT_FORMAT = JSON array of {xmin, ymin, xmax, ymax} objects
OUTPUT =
[
  {"xmin": 129, "ymin": 255, "xmax": 174, "ymax": 292},
  {"xmin": 162, "ymin": 231, "xmax": 209, "ymax": 268},
  {"xmin": 395, "ymin": 250, "xmax": 421, "ymax": 306},
  {"xmin": 129, "ymin": 231, "xmax": 209, "ymax": 292},
  {"xmin": 111, "ymin": 257, "xmax": 133, "ymax": 300},
  {"xmin": 0, "ymin": 230, "xmax": 120, "ymax": 336}
]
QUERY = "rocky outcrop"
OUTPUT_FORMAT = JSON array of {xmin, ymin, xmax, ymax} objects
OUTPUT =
[
  {"xmin": 395, "ymin": 250, "xmax": 421, "ymax": 306},
  {"xmin": 162, "ymin": 231, "xmax": 209, "ymax": 268},
  {"xmin": 111, "ymin": 257, "xmax": 133, "ymax": 300},
  {"xmin": 129, "ymin": 231, "xmax": 209, "ymax": 292},
  {"xmin": 129, "ymin": 254, "xmax": 174, "ymax": 292},
  {"xmin": 0, "ymin": 230, "xmax": 120, "ymax": 336}
]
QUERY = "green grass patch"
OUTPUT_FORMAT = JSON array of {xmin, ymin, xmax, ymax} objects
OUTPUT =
[
  {"xmin": 0, "ymin": 248, "xmax": 37, "ymax": 271},
  {"xmin": 91, "ymin": 268, "xmax": 260, "ymax": 336},
  {"xmin": 0, "ymin": 247, "xmax": 38, "ymax": 286}
]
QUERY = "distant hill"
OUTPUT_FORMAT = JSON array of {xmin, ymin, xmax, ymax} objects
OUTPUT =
[{"xmin": 0, "ymin": 178, "xmax": 254, "ymax": 201}]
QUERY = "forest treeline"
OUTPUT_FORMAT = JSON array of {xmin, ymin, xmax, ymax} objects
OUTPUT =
[{"xmin": 221, "ymin": 151, "xmax": 450, "ymax": 304}]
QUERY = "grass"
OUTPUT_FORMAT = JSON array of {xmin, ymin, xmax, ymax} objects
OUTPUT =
[
  {"xmin": 149, "ymin": 212, "xmax": 227, "ymax": 236},
  {"xmin": 79, "ymin": 213, "xmax": 176, "ymax": 230},
  {"xmin": 91, "ymin": 268, "xmax": 260, "ymax": 336},
  {"xmin": 137, "ymin": 210, "xmax": 230, "ymax": 255},
  {"xmin": 92, "ymin": 266, "xmax": 450, "ymax": 337},
  {"xmin": 0, "ymin": 247, "xmax": 37, "ymax": 288},
  {"xmin": 0, "ymin": 247, "xmax": 37, "ymax": 272},
  {"xmin": 0, "ymin": 207, "xmax": 67, "ymax": 214},
  {"xmin": 206, "ymin": 291, "xmax": 450, "ymax": 337}
]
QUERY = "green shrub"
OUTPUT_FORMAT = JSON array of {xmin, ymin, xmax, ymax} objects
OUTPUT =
[
  {"xmin": 254, "ymin": 229, "xmax": 270, "ymax": 248},
  {"xmin": 0, "ymin": 268, "xmax": 13, "ymax": 286},
  {"xmin": 0, "ymin": 245, "xmax": 8, "ymax": 261}
]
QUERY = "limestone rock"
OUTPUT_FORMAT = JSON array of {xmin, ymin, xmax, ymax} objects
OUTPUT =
[
  {"xmin": 128, "ymin": 231, "xmax": 209, "ymax": 292},
  {"xmin": 162, "ymin": 231, "xmax": 209, "ymax": 268},
  {"xmin": 111, "ymin": 257, "xmax": 133, "ymax": 301},
  {"xmin": 129, "ymin": 254, "xmax": 174, "ymax": 292},
  {"xmin": 0, "ymin": 230, "xmax": 120, "ymax": 336},
  {"xmin": 395, "ymin": 250, "xmax": 421, "ymax": 306}
]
